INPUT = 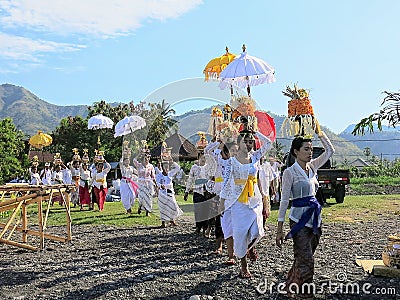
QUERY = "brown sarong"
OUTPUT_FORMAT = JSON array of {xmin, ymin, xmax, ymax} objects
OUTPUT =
[{"xmin": 285, "ymin": 219, "xmax": 322, "ymax": 298}]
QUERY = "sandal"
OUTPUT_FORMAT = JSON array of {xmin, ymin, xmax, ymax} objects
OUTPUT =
[
  {"xmin": 239, "ymin": 270, "xmax": 252, "ymax": 279},
  {"xmin": 247, "ymin": 249, "xmax": 259, "ymax": 262},
  {"xmin": 212, "ymin": 249, "xmax": 222, "ymax": 255},
  {"xmin": 225, "ymin": 258, "xmax": 236, "ymax": 265}
]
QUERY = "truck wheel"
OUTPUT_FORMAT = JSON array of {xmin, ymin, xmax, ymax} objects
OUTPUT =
[{"xmin": 335, "ymin": 185, "xmax": 345, "ymax": 203}]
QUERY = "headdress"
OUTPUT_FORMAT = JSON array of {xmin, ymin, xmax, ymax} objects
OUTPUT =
[
  {"xmin": 53, "ymin": 153, "xmax": 62, "ymax": 165},
  {"xmin": 231, "ymin": 96, "xmax": 258, "ymax": 132},
  {"xmin": 31, "ymin": 155, "xmax": 39, "ymax": 167},
  {"xmin": 122, "ymin": 140, "xmax": 131, "ymax": 159},
  {"xmin": 72, "ymin": 148, "xmax": 81, "ymax": 162},
  {"xmin": 81, "ymin": 148, "xmax": 90, "ymax": 164},
  {"xmin": 196, "ymin": 131, "xmax": 208, "ymax": 153},
  {"xmin": 161, "ymin": 141, "xmax": 172, "ymax": 162},
  {"xmin": 94, "ymin": 149, "xmax": 105, "ymax": 164},
  {"xmin": 281, "ymin": 84, "xmax": 316, "ymax": 138},
  {"xmin": 140, "ymin": 140, "xmax": 151, "ymax": 157}
]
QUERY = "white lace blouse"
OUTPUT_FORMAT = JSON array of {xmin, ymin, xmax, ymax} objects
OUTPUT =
[
  {"xmin": 277, "ymin": 132, "xmax": 335, "ymax": 228},
  {"xmin": 219, "ymin": 132, "xmax": 272, "ymax": 206}
]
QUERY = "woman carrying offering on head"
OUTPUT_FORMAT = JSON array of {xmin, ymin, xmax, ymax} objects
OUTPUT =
[
  {"xmin": 91, "ymin": 151, "xmax": 111, "ymax": 211},
  {"xmin": 275, "ymin": 120, "xmax": 334, "ymax": 299},
  {"xmin": 133, "ymin": 140, "xmax": 156, "ymax": 216},
  {"xmin": 222, "ymin": 126, "xmax": 272, "ymax": 279},
  {"xmin": 156, "ymin": 158, "xmax": 183, "ymax": 228},
  {"xmin": 120, "ymin": 156, "xmax": 138, "ymax": 214}
]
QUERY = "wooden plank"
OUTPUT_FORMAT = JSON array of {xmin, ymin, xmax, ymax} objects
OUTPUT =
[
  {"xmin": 0, "ymin": 200, "xmax": 23, "ymax": 239},
  {"xmin": 0, "ymin": 238, "xmax": 38, "ymax": 251},
  {"xmin": 0, "ymin": 223, "xmax": 68, "ymax": 242}
]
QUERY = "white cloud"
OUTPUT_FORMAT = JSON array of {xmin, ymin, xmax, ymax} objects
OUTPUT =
[
  {"xmin": 0, "ymin": 0, "xmax": 202, "ymax": 71},
  {"xmin": 0, "ymin": 32, "xmax": 85, "ymax": 61},
  {"xmin": 0, "ymin": 0, "xmax": 203, "ymax": 37}
]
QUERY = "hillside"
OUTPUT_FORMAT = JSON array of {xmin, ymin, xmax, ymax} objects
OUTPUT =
[
  {"xmin": 0, "ymin": 83, "xmax": 88, "ymax": 136},
  {"xmin": 339, "ymin": 129, "xmax": 400, "ymax": 161},
  {"xmin": 2, "ymin": 83, "xmax": 394, "ymax": 163}
]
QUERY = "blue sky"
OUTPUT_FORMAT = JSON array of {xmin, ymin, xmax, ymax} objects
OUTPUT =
[{"xmin": 0, "ymin": 0, "xmax": 399, "ymax": 134}]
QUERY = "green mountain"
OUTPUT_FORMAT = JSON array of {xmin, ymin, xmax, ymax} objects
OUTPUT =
[
  {"xmin": 0, "ymin": 83, "xmax": 88, "ymax": 136},
  {"xmin": 0, "ymin": 83, "xmax": 371, "ymax": 163}
]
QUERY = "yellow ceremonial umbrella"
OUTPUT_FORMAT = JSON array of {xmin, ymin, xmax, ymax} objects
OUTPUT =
[
  {"xmin": 203, "ymin": 47, "xmax": 237, "ymax": 81},
  {"xmin": 29, "ymin": 130, "xmax": 53, "ymax": 149}
]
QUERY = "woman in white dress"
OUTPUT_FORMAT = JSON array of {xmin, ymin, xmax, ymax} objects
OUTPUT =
[
  {"xmin": 221, "ymin": 129, "xmax": 272, "ymax": 278},
  {"xmin": 133, "ymin": 153, "xmax": 156, "ymax": 216},
  {"xmin": 156, "ymin": 160, "xmax": 183, "ymax": 227},
  {"xmin": 119, "ymin": 157, "xmax": 138, "ymax": 214}
]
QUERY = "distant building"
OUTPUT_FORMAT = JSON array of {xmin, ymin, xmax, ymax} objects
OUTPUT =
[{"xmin": 349, "ymin": 158, "xmax": 375, "ymax": 169}]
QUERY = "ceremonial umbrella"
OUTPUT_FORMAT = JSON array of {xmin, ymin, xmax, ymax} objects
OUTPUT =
[
  {"xmin": 88, "ymin": 114, "xmax": 114, "ymax": 145},
  {"xmin": 114, "ymin": 115, "xmax": 146, "ymax": 137},
  {"xmin": 203, "ymin": 47, "xmax": 237, "ymax": 81},
  {"xmin": 29, "ymin": 130, "xmax": 53, "ymax": 149},
  {"xmin": 219, "ymin": 45, "xmax": 275, "ymax": 97},
  {"xmin": 29, "ymin": 130, "xmax": 53, "ymax": 163}
]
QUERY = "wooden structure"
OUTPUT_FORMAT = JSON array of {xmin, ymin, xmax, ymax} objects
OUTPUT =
[
  {"xmin": 150, "ymin": 132, "xmax": 198, "ymax": 161},
  {"xmin": 0, "ymin": 183, "xmax": 75, "ymax": 251}
]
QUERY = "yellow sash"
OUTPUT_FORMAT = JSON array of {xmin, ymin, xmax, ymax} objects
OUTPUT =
[
  {"xmin": 235, "ymin": 175, "xmax": 257, "ymax": 204},
  {"xmin": 214, "ymin": 177, "xmax": 223, "ymax": 182}
]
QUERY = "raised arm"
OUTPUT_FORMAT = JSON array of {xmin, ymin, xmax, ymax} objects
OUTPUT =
[
  {"xmin": 310, "ymin": 132, "xmax": 335, "ymax": 170},
  {"xmin": 251, "ymin": 131, "xmax": 273, "ymax": 163}
]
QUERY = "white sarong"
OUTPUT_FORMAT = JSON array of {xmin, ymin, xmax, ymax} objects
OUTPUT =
[
  {"xmin": 231, "ymin": 199, "xmax": 264, "ymax": 258},
  {"xmin": 158, "ymin": 190, "xmax": 183, "ymax": 221}
]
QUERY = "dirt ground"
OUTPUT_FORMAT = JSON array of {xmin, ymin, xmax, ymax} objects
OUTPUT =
[{"xmin": 1, "ymin": 213, "xmax": 399, "ymax": 300}]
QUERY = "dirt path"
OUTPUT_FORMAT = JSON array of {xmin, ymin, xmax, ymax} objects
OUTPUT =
[{"xmin": 0, "ymin": 215, "xmax": 399, "ymax": 300}]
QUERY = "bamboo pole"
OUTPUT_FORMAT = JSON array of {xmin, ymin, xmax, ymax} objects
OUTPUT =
[
  {"xmin": 65, "ymin": 190, "xmax": 72, "ymax": 241},
  {"xmin": 0, "ymin": 200, "xmax": 23, "ymax": 239},
  {"xmin": 6, "ymin": 218, "xmax": 21, "ymax": 240},
  {"xmin": 0, "ymin": 238, "xmax": 38, "ymax": 251},
  {"xmin": 37, "ymin": 196, "xmax": 44, "ymax": 249},
  {"xmin": 22, "ymin": 202, "xmax": 28, "ymax": 243}
]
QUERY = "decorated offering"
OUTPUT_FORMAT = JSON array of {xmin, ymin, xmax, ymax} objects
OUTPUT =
[
  {"xmin": 281, "ymin": 84, "xmax": 316, "ymax": 137},
  {"xmin": 208, "ymin": 106, "xmax": 224, "ymax": 137},
  {"xmin": 122, "ymin": 141, "xmax": 131, "ymax": 159},
  {"xmin": 72, "ymin": 148, "xmax": 81, "ymax": 161},
  {"xmin": 94, "ymin": 150, "xmax": 105, "ymax": 163},
  {"xmin": 81, "ymin": 148, "xmax": 90, "ymax": 164},
  {"xmin": 31, "ymin": 155, "xmax": 39, "ymax": 167},
  {"xmin": 53, "ymin": 153, "xmax": 62, "ymax": 165},
  {"xmin": 161, "ymin": 142, "xmax": 172, "ymax": 161},
  {"xmin": 195, "ymin": 131, "xmax": 208, "ymax": 150}
]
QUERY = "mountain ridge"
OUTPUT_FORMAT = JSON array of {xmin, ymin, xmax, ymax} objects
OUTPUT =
[{"xmin": 2, "ymin": 83, "xmax": 399, "ymax": 161}]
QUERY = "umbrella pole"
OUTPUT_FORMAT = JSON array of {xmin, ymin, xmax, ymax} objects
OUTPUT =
[
  {"xmin": 97, "ymin": 132, "xmax": 101, "ymax": 146},
  {"xmin": 247, "ymin": 84, "xmax": 251, "ymax": 98}
]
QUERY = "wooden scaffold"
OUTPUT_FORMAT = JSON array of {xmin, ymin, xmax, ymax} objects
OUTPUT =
[{"xmin": 0, "ymin": 183, "xmax": 75, "ymax": 251}]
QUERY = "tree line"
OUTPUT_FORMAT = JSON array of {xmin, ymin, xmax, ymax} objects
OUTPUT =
[{"xmin": 0, "ymin": 99, "xmax": 176, "ymax": 184}]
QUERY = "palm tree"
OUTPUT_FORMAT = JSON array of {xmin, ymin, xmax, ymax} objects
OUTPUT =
[{"xmin": 352, "ymin": 91, "xmax": 400, "ymax": 135}]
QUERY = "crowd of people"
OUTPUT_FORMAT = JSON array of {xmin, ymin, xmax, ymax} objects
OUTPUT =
[{"xmin": 21, "ymin": 114, "xmax": 333, "ymax": 299}]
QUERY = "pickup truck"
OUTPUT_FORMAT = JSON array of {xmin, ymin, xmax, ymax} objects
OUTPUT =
[{"xmin": 282, "ymin": 147, "xmax": 350, "ymax": 203}]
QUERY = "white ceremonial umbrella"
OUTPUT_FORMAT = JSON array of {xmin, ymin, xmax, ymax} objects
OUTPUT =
[
  {"xmin": 114, "ymin": 115, "xmax": 146, "ymax": 137},
  {"xmin": 88, "ymin": 114, "xmax": 114, "ymax": 145},
  {"xmin": 88, "ymin": 114, "xmax": 114, "ymax": 130},
  {"xmin": 219, "ymin": 44, "xmax": 275, "ymax": 97}
]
